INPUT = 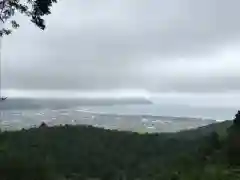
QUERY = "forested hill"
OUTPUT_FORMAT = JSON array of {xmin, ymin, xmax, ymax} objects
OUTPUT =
[
  {"xmin": 175, "ymin": 120, "xmax": 232, "ymax": 139},
  {"xmin": 0, "ymin": 117, "xmax": 239, "ymax": 180}
]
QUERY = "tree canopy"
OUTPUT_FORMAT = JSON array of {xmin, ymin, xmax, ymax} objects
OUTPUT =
[
  {"xmin": 0, "ymin": 118, "xmax": 238, "ymax": 180},
  {"xmin": 233, "ymin": 110, "xmax": 240, "ymax": 127},
  {"xmin": 0, "ymin": 0, "xmax": 57, "ymax": 36}
]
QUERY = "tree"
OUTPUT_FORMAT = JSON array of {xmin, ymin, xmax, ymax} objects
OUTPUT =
[
  {"xmin": 0, "ymin": 0, "xmax": 57, "ymax": 36},
  {"xmin": 233, "ymin": 110, "xmax": 240, "ymax": 127},
  {"xmin": 227, "ymin": 111, "xmax": 240, "ymax": 165},
  {"xmin": 0, "ymin": 0, "xmax": 57, "ymax": 101}
]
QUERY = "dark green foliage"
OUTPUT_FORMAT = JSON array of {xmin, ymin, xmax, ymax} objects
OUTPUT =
[
  {"xmin": 226, "ymin": 111, "xmax": 240, "ymax": 166},
  {"xmin": 0, "ymin": 119, "xmax": 238, "ymax": 180},
  {"xmin": 233, "ymin": 110, "xmax": 240, "ymax": 127},
  {"xmin": 0, "ymin": 0, "xmax": 57, "ymax": 36},
  {"xmin": 31, "ymin": 0, "xmax": 57, "ymax": 29}
]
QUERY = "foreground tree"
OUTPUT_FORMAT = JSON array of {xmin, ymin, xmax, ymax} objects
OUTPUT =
[
  {"xmin": 0, "ymin": 0, "xmax": 57, "ymax": 36},
  {"xmin": 227, "ymin": 111, "xmax": 240, "ymax": 165},
  {"xmin": 233, "ymin": 110, "xmax": 240, "ymax": 127},
  {"xmin": 0, "ymin": 0, "xmax": 57, "ymax": 101}
]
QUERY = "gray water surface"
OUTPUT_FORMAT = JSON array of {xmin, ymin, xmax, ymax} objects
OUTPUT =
[{"xmin": 0, "ymin": 103, "xmax": 232, "ymax": 132}]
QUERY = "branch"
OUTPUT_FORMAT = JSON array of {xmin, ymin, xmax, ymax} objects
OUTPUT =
[{"xmin": 0, "ymin": 0, "xmax": 6, "ymax": 23}]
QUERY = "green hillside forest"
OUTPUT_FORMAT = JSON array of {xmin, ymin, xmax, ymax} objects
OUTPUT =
[{"xmin": 0, "ymin": 112, "xmax": 240, "ymax": 179}]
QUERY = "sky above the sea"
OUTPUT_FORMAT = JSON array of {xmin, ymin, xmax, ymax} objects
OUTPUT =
[{"xmin": 1, "ymin": 0, "xmax": 240, "ymax": 106}]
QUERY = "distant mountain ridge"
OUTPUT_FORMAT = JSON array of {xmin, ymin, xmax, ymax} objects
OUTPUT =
[
  {"xmin": 0, "ymin": 97, "xmax": 152, "ymax": 110},
  {"xmin": 0, "ymin": 98, "xmax": 41, "ymax": 110}
]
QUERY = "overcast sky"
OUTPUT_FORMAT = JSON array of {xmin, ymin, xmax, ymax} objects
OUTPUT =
[{"xmin": 2, "ymin": 0, "xmax": 240, "ymax": 104}]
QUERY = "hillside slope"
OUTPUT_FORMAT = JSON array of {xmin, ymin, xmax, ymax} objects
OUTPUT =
[
  {"xmin": 175, "ymin": 120, "xmax": 232, "ymax": 139},
  {"xmin": 0, "ymin": 120, "xmax": 237, "ymax": 180}
]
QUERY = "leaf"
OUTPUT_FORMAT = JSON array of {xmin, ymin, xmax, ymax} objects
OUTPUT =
[
  {"xmin": 0, "ymin": 0, "xmax": 58, "ymax": 35},
  {"xmin": 11, "ymin": 20, "xmax": 19, "ymax": 28}
]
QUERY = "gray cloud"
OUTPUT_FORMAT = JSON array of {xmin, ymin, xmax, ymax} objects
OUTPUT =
[{"xmin": 2, "ymin": 0, "xmax": 240, "ymax": 93}]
